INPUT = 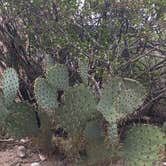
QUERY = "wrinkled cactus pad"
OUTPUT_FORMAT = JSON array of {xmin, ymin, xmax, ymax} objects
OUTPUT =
[
  {"xmin": 34, "ymin": 77, "xmax": 58, "ymax": 110},
  {"xmin": 59, "ymin": 84, "xmax": 97, "ymax": 136},
  {"xmin": 47, "ymin": 64, "xmax": 69, "ymax": 91},
  {"xmin": 5, "ymin": 103, "xmax": 39, "ymax": 138},
  {"xmin": 78, "ymin": 58, "xmax": 89, "ymax": 85},
  {"xmin": 0, "ymin": 91, "xmax": 9, "ymax": 123},
  {"xmin": 98, "ymin": 77, "xmax": 146, "ymax": 124},
  {"xmin": 122, "ymin": 124, "xmax": 166, "ymax": 166},
  {"xmin": 82, "ymin": 119, "xmax": 114, "ymax": 165},
  {"xmin": 107, "ymin": 123, "xmax": 119, "ymax": 143},
  {"xmin": 2, "ymin": 68, "xmax": 19, "ymax": 107}
]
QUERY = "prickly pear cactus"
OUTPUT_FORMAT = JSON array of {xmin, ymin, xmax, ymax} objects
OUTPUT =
[
  {"xmin": 45, "ymin": 54, "xmax": 54, "ymax": 68},
  {"xmin": 82, "ymin": 119, "xmax": 116, "ymax": 165},
  {"xmin": 78, "ymin": 58, "xmax": 89, "ymax": 85},
  {"xmin": 162, "ymin": 122, "xmax": 166, "ymax": 133},
  {"xmin": 107, "ymin": 123, "xmax": 119, "ymax": 143},
  {"xmin": 2, "ymin": 68, "xmax": 19, "ymax": 107},
  {"xmin": 34, "ymin": 77, "xmax": 58, "ymax": 110},
  {"xmin": 47, "ymin": 64, "xmax": 69, "ymax": 91},
  {"xmin": 122, "ymin": 124, "xmax": 166, "ymax": 166},
  {"xmin": 0, "ymin": 91, "xmax": 9, "ymax": 123},
  {"xmin": 5, "ymin": 103, "xmax": 39, "ymax": 138},
  {"xmin": 97, "ymin": 78, "xmax": 146, "ymax": 141},
  {"xmin": 97, "ymin": 78, "xmax": 146, "ymax": 142},
  {"xmin": 58, "ymin": 84, "xmax": 97, "ymax": 136}
]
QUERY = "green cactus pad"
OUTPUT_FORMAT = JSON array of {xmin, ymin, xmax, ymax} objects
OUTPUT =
[
  {"xmin": 34, "ymin": 77, "xmax": 58, "ymax": 110},
  {"xmin": 78, "ymin": 58, "xmax": 89, "ymax": 84},
  {"xmin": 0, "ymin": 91, "xmax": 9, "ymax": 123},
  {"xmin": 45, "ymin": 54, "xmax": 54, "ymax": 68},
  {"xmin": 107, "ymin": 123, "xmax": 119, "ymax": 143},
  {"xmin": 84, "ymin": 119, "xmax": 104, "ymax": 142},
  {"xmin": 2, "ymin": 68, "xmax": 19, "ymax": 107},
  {"xmin": 98, "ymin": 77, "xmax": 146, "ymax": 124},
  {"xmin": 59, "ymin": 84, "xmax": 97, "ymax": 136},
  {"xmin": 112, "ymin": 89, "xmax": 143, "ymax": 115},
  {"xmin": 47, "ymin": 64, "xmax": 69, "ymax": 91},
  {"xmin": 38, "ymin": 110, "xmax": 52, "ymax": 130},
  {"xmin": 5, "ymin": 103, "xmax": 39, "ymax": 138},
  {"xmin": 82, "ymin": 119, "xmax": 113, "ymax": 165},
  {"xmin": 162, "ymin": 122, "xmax": 166, "ymax": 133},
  {"xmin": 122, "ymin": 124, "xmax": 166, "ymax": 166}
]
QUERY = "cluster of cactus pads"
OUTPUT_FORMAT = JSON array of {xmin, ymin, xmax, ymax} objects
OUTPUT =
[
  {"xmin": 34, "ymin": 64, "xmax": 69, "ymax": 111},
  {"xmin": 122, "ymin": 124, "xmax": 166, "ymax": 166},
  {"xmin": 0, "ymin": 68, "xmax": 38, "ymax": 138},
  {"xmin": 0, "ymin": 63, "xmax": 165, "ymax": 165}
]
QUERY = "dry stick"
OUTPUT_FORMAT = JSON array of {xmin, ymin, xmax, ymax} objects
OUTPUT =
[
  {"xmin": 88, "ymin": 74, "xmax": 101, "ymax": 99},
  {"xmin": 117, "ymin": 49, "xmax": 155, "ymax": 71},
  {"xmin": 0, "ymin": 138, "xmax": 15, "ymax": 142},
  {"xmin": 120, "ymin": 88, "xmax": 166, "ymax": 128},
  {"xmin": 140, "ymin": 88, "xmax": 166, "ymax": 112},
  {"xmin": 133, "ymin": 87, "xmax": 166, "ymax": 119}
]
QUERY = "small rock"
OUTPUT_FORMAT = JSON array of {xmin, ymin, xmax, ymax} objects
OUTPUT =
[
  {"xmin": 17, "ymin": 146, "xmax": 26, "ymax": 158},
  {"xmin": 16, "ymin": 163, "xmax": 21, "ymax": 166},
  {"xmin": 39, "ymin": 154, "xmax": 47, "ymax": 161},
  {"xmin": 20, "ymin": 137, "xmax": 29, "ymax": 143},
  {"xmin": 31, "ymin": 162, "xmax": 41, "ymax": 166}
]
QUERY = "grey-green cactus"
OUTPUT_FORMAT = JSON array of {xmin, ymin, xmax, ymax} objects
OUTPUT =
[
  {"xmin": 5, "ymin": 103, "xmax": 39, "ymax": 138},
  {"xmin": 34, "ymin": 77, "xmax": 58, "ymax": 111},
  {"xmin": 0, "ymin": 68, "xmax": 38, "ymax": 138},
  {"xmin": 0, "ymin": 91, "xmax": 9, "ymax": 124},
  {"xmin": 0, "ymin": 68, "xmax": 19, "ymax": 122},
  {"xmin": 45, "ymin": 54, "xmax": 55, "ymax": 69},
  {"xmin": 58, "ymin": 84, "xmax": 97, "ymax": 136},
  {"xmin": 97, "ymin": 77, "xmax": 146, "ymax": 142},
  {"xmin": 2, "ymin": 68, "xmax": 19, "ymax": 107},
  {"xmin": 78, "ymin": 58, "xmax": 89, "ymax": 85},
  {"xmin": 122, "ymin": 124, "xmax": 166, "ymax": 166},
  {"xmin": 107, "ymin": 123, "xmax": 119, "ymax": 143},
  {"xmin": 47, "ymin": 64, "xmax": 69, "ymax": 91},
  {"xmin": 162, "ymin": 122, "xmax": 166, "ymax": 133},
  {"xmin": 34, "ymin": 63, "xmax": 69, "ymax": 111},
  {"xmin": 82, "ymin": 119, "xmax": 118, "ymax": 165},
  {"xmin": 98, "ymin": 78, "xmax": 146, "ymax": 123}
]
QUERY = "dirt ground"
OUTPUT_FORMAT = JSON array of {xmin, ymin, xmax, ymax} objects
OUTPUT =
[{"xmin": 0, "ymin": 138, "xmax": 65, "ymax": 166}]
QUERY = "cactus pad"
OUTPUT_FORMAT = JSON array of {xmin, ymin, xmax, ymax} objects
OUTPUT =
[
  {"xmin": 5, "ymin": 103, "xmax": 39, "ymax": 138},
  {"xmin": 83, "ymin": 119, "xmax": 112, "ymax": 165},
  {"xmin": 98, "ymin": 77, "xmax": 146, "ymax": 124},
  {"xmin": 107, "ymin": 123, "xmax": 119, "ymax": 143},
  {"xmin": 162, "ymin": 122, "xmax": 166, "ymax": 133},
  {"xmin": 122, "ymin": 124, "xmax": 166, "ymax": 166},
  {"xmin": 84, "ymin": 119, "xmax": 104, "ymax": 142},
  {"xmin": 59, "ymin": 84, "xmax": 97, "ymax": 136},
  {"xmin": 78, "ymin": 58, "xmax": 89, "ymax": 84},
  {"xmin": 2, "ymin": 68, "xmax": 19, "ymax": 107},
  {"xmin": 0, "ymin": 91, "xmax": 9, "ymax": 122},
  {"xmin": 47, "ymin": 64, "xmax": 69, "ymax": 91},
  {"xmin": 45, "ymin": 54, "xmax": 54, "ymax": 68},
  {"xmin": 34, "ymin": 77, "xmax": 58, "ymax": 110}
]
